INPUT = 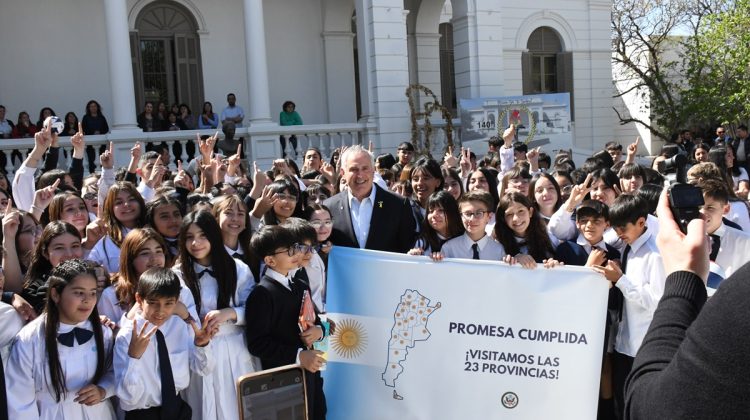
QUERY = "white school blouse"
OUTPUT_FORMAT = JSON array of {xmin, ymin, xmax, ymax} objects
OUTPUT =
[
  {"xmin": 88, "ymin": 228, "xmax": 133, "ymax": 274},
  {"xmin": 173, "ymin": 259, "xmax": 257, "ymax": 420},
  {"xmin": 7, "ymin": 317, "xmax": 117, "ymax": 420},
  {"xmin": 0, "ymin": 302, "xmax": 24, "ymax": 366},
  {"xmin": 114, "ymin": 314, "xmax": 213, "ymax": 412}
]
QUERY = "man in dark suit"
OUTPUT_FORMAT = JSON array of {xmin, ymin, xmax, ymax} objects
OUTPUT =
[{"xmin": 324, "ymin": 145, "xmax": 416, "ymax": 253}]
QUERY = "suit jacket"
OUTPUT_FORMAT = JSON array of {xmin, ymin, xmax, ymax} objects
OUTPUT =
[
  {"xmin": 245, "ymin": 275, "xmax": 319, "ymax": 369},
  {"xmin": 732, "ymin": 136, "xmax": 750, "ymax": 170},
  {"xmin": 555, "ymin": 240, "xmax": 620, "ymax": 267},
  {"xmin": 324, "ymin": 184, "xmax": 416, "ymax": 254}
]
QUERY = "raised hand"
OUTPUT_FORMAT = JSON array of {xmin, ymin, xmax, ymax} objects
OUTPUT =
[
  {"xmin": 564, "ymin": 173, "xmax": 594, "ymax": 212},
  {"xmin": 627, "ymin": 137, "xmax": 640, "ymax": 157},
  {"xmin": 130, "ymin": 142, "xmax": 142, "ymax": 162},
  {"xmin": 253, "ymin": 161, "xmax": 269, "ymax": 186},
  {"xmin": 146, "ymin": 155, "xmax": 166, "ymax": 188},
  {"xmin": 226, "ymin": 143, "xmax": 242, "ymax": 176},
  {"xmin": 71, "ymin": 122, "xmax": 85, "ymax": 159},
  {"xmin": 83, "ymin": 219, "xmax": 106, "ymax": 250},
  {"xmin": 173, "ymin": 160, "xmax": 193, "ymax": 190},
  {"xmin": 251, "ymin": 186, "xmax": 278, "ymax": 218},
  {"xmin": 100, "ymin": 141, "xmax": 114, "ymax": 170},
  {"xmin": 127, "ymin": 319, "xmax": 159, "ymax": 359},
  {"xmin": 459, "ymin": 147, "xmax": 472, "ymax": 175},
  {"xmin": 2, "ymin": 199, "xmax": 19, "ymax": 238},
  {"xmin": 585, "ymin": 247, "xmax": 607, "ymax": 268},
  {"xmin": 502, "ymin": 124, "xmax": 516, "ymax": 144},
  {"xmin": 32, "ymin": 178, "xmax": 61, "ymax": 215},
  {"xmin": 444, "ymin": 146, "xmax": 458, "ymax": 168}
]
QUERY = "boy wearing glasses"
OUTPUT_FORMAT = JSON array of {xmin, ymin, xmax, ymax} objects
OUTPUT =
[
  {"xmin": 245, "ymin": 225, "xmax": 327, "ymax": 420},
  {"xmin": 439, "ymin": 191, "xmax": 505, "ymax": 260}
]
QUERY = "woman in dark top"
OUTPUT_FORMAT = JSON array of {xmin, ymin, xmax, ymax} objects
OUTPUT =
[
  {"xmin": 60, "ymin": 112, "xmax": 79, "ymax": 137},
  {"xmin": 81, "ymin": 100, "xmax": 110, "ymax": 173},
  {"xmin": 137, "ymin": 101, "xmax": 160, "ymax": 132},
  {"xmin": 35, "ymin": 107, "xmax": 56, "ymax": 130}
]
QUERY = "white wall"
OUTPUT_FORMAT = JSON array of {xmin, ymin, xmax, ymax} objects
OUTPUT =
[
  {"xmin": 500, "ymin": 0, "xmax": 615, "ymax": 157},
  {"xmin": 0, "ymin": 0, "xmax": 112, "ymax": 123}
]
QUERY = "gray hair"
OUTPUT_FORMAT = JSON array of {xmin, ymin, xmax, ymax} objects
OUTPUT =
[{"xmin": 339, "ymin": 144, "xmax": 374, "ymax": 169}]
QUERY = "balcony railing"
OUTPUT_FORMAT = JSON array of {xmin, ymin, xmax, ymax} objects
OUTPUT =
[{"xmin": 0, "ymin": 122, "xmax": 375, "ymax": 176}]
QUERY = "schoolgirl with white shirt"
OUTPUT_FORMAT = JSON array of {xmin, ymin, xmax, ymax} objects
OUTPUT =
[
  {"xmin": 145, "ymin": 195, "xmax": 184, "ymax": 258},
  {"xmin": 212, "ymin": 194, "xmax": 259, "ymax": 280},
  {"xmin": 89, "ymin": 182, "xmax": 146, "ymax": 273},
  {"xmin": 98, "ymin": 228, "xmax": 198, "ymax": 326},
  {"xmin": 7, "ymin": 259, "xmax": 116, "ymax": 420},
  {"xmin": 173, "ymin": 210, "xmax": 259, "ymax": 420}
]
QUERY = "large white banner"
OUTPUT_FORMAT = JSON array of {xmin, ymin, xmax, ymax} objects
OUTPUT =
[{"xmin": 322, "ymin": 247, "xmax": 608, "ymax": 420}]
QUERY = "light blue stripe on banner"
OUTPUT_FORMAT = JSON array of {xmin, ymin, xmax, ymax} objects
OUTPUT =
[{"xmin": 323, "ymin": 362, "xmax": 380, "ymax": 419}]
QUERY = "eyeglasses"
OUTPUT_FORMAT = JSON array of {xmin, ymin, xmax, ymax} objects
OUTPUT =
[
  {"xmin": 20, "ymin": 225, "xmax": 43, "ymax": 237},
  {"xmin": 276, "ymin": 193, "xmax": 298, "ymax": 202},
  {"xmin": 83, "ymin": 192, "xmax": 97, "ymax": 201},
  {"xmin": 461, "ymin": 210, "xmax": 488, "ymax": 220},
  {"xmin": 561, "ymin": 185, "xmax": 574, "ymax": 194},
  {"xmin": 272, "ymin": 243, "xmax": 309, "ymax": 257},
  {"xmin": 310, "ymin": 220, "xmax": 333, "ymax": 229},
  {"xmin": 297, "ymin": 244, "xmax": 315, "ymax": 254}
]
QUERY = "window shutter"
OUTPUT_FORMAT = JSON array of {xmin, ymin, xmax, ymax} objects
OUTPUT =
[
  {"xmin": 556, "ymin": 51, "xmax": 574, "ymax": 120},
  {"xmin": 174, "ymin": 34, "xmax": 204, "ymax": 114},
  {"xmin": 522, "ymin": 52, "xmax": 533, "ymax": 95}
]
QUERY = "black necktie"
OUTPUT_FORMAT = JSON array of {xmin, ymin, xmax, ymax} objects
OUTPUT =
[
  {"xmin": 57, "ymin": 327, "xmax": 94, "ymax": 347},
  {"xmin": 165, "ymin": 239, "xmax": 178, "ymax": 249},
  {"xmin": 232, "ymin": 252, "xmax": 242, "ymax": 259},
  {"xmin": 471, "ymin": 243, "xmax": 480, "ymax": 260},
  {"xmin": 621, "ymin": 245, "xmax": 631, "ymax": 274},
  {"xmin": 155, "ymin": 330, "xmax": 180, "ymax": 419},
  {"xmin": 710, "ymin": 234, "xmax": 721, "ymax": 261},
  {"xmin": 198, "ymin": 268, "xmax": 214, "ymax": 278}
]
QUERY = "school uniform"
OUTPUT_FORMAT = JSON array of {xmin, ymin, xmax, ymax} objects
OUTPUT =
[
  {"xmin": 114, "ymin": 314, "xmax": 213, "ymax": 419},
  {"xmin": 245, "ymin": 269, "xmax": 326, "ymax": 420},
  {"xmin": 707, "ymin": 223, "xmax": 750, "ymax": 290},
  {"xmin": 440, "ymin": 232, "xmax": 506, "ymax": 261},
  {"xmin": 7, "ymin": 317, "xmax": 116, "ymax": 420},
  {"xmin": 0, "ymin": 302, "xmax": 24, "ymax": 420},
  {"xmin": 89, "ymin": 229, "xmax": 133, "ymax": 274},
  {"xmin": 549, "ymin": 207, "xmax": 660, "ymax": 246},
  {"xmin": 305, "ymin": 252, "xmax": 327, "ymax": 312},
  {"xmin": 98, "ymin": 283, "xmax": 200, "ymax": 327},
  {"xmin": 173, "ymin": 259, "xmax": 259, "ymax": 420},
  {"xmin": 611, "ymin": 227, "xmax": 665, "ymax": 419},
  {"xmin": 556, "ymin": 234, "xmax": 623, "ymax": 353}
]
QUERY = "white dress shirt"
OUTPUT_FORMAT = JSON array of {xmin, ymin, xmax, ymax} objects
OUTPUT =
[
  {"xmin": 98, "ymin": 283, "xmax": 200, "ymax": 327},
  {"xmin": 8, "ymin": 317, "xmax": 116, "ymax": 419},
  {"xmin": 575, "ymin": 233, "xmax": 608, "ymax": 256},
  {"xmin": 88, "ymin": 228, "xmax": 133, "ymax": 274},
  {"xmin": 550, "ymin": 206, "xmax": 660, "ymax": 249},
  {"xmin": 136, "ymin": 180, "xmax": 155, "ymax": 202},
  {"xmin": 0, "ymin": 303, "xmax": 23, "ymax": 365},
  {"xmin": 305, "ymin": 252, "xmax": 327, "ymax": 312},
  {"xmin": 114, "ymin": 313, "xmax": 213, "ymax": 411},
  {"xmin": 727, "ymin": 201, "xmax": 750, "ymax": 232},
  {"xmin": 614, "ymin": 228, "xmax": 666, "ymax": 357},
  {"xmin": 713, "ymin": 223, "xmax": 750, "ymax": 278},
  {"xmin": 348, "ymin": 186, "xmax": 377, "ymax": 248},
  {"xmin": 441, "ymin": 232, "xmax": 506, "ymax": 261}
]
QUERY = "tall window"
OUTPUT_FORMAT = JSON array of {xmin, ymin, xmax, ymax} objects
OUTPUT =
[
  {"xmin": 522, "ymin": 27, "xmax": 574, "ymax": 118},
  {"xmin": 131, "ymin": 1, "xmax": 204, "ymax": 114}
]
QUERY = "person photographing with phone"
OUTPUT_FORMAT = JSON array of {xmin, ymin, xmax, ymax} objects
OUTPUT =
[{"xmin": 624, "ymin": 186, "xmax": 750, "ymax": 419}]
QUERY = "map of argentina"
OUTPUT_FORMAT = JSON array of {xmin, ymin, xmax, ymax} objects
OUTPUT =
[{"xmin": 382, "ymin": 290, "xmax": 441, "ymax": 398}]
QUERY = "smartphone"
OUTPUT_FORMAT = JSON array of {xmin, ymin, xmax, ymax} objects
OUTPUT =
[
  {"xmin": 237, "ymin": 365, "xmax": 307, "ymax": 420},
  {"xmin": 668, "ymin": 183, "xmax": 704, "ymax": 233}
]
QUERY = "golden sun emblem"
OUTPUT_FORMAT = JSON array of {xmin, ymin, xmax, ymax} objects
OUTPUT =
[{"xmin": 331, "ymin": 318, "xmax": 368, "ymax": 359}]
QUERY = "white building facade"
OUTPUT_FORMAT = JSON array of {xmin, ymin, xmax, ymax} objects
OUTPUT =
[{"xmin": 0, "ymin": 0, "xmax": 614, "ymax": 163}]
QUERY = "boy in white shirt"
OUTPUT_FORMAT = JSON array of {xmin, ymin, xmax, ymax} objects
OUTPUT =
[
  {"xmin": 114, "ymin": 268, "xmax": 217, "ymax": 420},
  {"xmin": 592, "ymin": 194, "xmax": 665, "ymax": 420},
  {"xmin": 439, "ymin": 191, "xmax": 506, "ymax": 260}
]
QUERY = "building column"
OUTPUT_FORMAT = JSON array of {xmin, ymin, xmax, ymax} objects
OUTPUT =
[
  {"xmin": 355, "ymin": 0, "xmax": 412, "ymax": 153},
  {"xmin": 452, "ymin": 0, "xmax": 505, "ymax": 101},
  {"xmin": 415, "ymin": 32, "xmax": 443, "ymax": 99},
  {"xmin": 243, "ymin": 0, "xmax": 273, "ymax": 125},
  {"xmin": 322, "ymin": 31, "xmax": 357, "ymax": 124},
  {"xmin": 103, "ymin": 0, "xmax": 138, "ymax": 130}
]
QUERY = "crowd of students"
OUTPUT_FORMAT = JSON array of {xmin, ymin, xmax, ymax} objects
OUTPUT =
[{"xmin": 1, "ymin": 117, "xmax": 749, "ymax": 420}]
